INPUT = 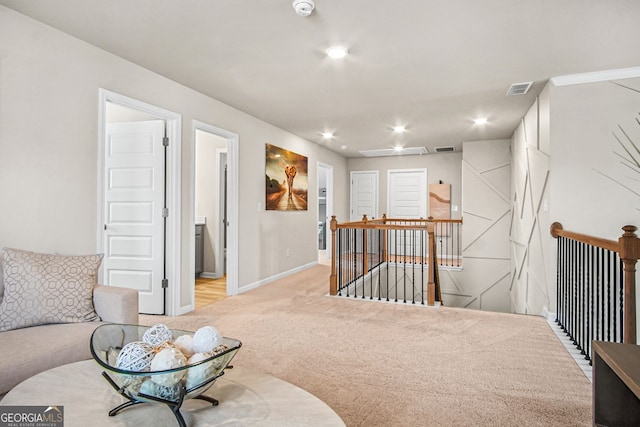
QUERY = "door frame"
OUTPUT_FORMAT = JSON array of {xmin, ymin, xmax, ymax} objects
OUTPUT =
[
  {"xmin": 350, "ymin": 170, "xmax": 379, "ymax": 221},
  {"xmin": 97, "ymin": 88, "xmax": 182, "ymax": 316},
  {"xmin": 190, "ymin": 120, "xmax": 239, "ymax": 307},
  {"xmin": 317, "ymin": 162, "xmax": 334, "ymax": 261}
]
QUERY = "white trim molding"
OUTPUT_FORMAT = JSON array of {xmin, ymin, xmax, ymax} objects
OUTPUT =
[{"xmin": 550, "ymin": 66, "xmax": 640, "ymax": 87}]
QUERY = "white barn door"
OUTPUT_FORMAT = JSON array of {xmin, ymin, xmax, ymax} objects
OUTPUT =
[{"xmin": 103, "ymin": 120, "xmax": 166, "ymax": 314}]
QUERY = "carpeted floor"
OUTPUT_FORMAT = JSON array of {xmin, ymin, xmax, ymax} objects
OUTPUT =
[{"xmin": 141, "ymin": 264, "xmax": 591, "ymax": 426}]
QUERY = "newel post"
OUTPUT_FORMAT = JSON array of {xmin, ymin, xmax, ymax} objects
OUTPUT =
[
  {"xmin": 619, "ymin": 225, "xmax": 640, "ymax": 344},
  {"xmin": 427, "ymin": 216, "xmax": 436, "ymax": 306},
  {"xmin": 329, "ymin": 216, "xmax": 338, "ymax": 296},
  {"xmin": 382, "ymin": 214, "xmax": 388, "ymax": 263}
]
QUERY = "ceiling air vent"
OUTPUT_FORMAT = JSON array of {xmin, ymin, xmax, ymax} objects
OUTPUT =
[
  {"xmin": 359, "ymin": 147, "xmax": 428, "ymax": 157},
  {"xmin": 434, "ymin": 146, "xmax": 455, "ymax": 153},
  {"xmin": 506, "ymin": 81, "xmax": 533, "ymax": 96}
]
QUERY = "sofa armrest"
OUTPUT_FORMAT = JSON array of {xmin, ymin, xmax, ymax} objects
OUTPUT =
[{"xmin": 93, "ymin": 285, "xmax": 139, "ymax": 324}]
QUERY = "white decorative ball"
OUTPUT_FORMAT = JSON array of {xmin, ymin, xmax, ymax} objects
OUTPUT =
[
  {"xmin": 174, "ymin": 334, "xmax": 195, "ymax": 358},
  {"xmin": 192, "ymin": 326, "xmax": 223, "ymax": 354},
  {"xmin": 143, "ymin": 324, "xmax": 173, "ymax": 347},
  {"xmin": 186, "ymin": 352, "xmax": 213, "ymax": 389},
  {"xmin": 116, "ymin": 341, "xmax": 155, "ymax": 372},
  {"xmin": 150, "ymin": 347, "xmax": 187, "ymax": 386}
]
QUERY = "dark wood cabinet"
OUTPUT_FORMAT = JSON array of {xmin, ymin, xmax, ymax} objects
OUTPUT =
[{"xmin": 593, "ymin": 341, "xmax": 640, "ymax": 426}]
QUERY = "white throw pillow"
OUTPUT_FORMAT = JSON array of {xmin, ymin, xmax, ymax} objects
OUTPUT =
[{"xmin": 0, "ymin": 247, "xmax": 102, "ymax": 332}]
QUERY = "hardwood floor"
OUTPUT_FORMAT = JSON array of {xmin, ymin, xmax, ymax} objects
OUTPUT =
[{"xmin": 195, "ymin": 276, "xmax": 227, "ymax": 308}]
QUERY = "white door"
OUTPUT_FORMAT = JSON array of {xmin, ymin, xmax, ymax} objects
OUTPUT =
[
  {"xmin": 350, "ymin": 171, "xmax": 378, "ymax": 221},
  {"xmin": 103, "ymin": 120, "xmax": 166, "ymax": 314},
  {"xmin": 387, "ymin": 169, "xmax": 428, "ymax": 259},
  {"xmin": 387, "ymin": 169, "xmax": 427, "ymax": 218}
]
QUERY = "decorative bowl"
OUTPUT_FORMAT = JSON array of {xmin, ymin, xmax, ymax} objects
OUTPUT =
[{"xmin": 90, "ymin": 323, "xmax": 241, "ymax": 425}]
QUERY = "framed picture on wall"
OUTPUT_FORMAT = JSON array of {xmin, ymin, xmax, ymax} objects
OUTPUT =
[{"xmin": 265, "ymin": 143, "xmax": 308, "ymax": 211}]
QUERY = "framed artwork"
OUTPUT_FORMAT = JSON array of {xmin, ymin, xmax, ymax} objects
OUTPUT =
[
  {"xmin": 265, "ymin": 143, "xmax": 308, "ymax": 211},
  {"xmin": 429, "ymin": 183, "xmax": 451, "ymax": 219},
  {"xmin": 429, "ymin": 183, "xmax": 451, "ymax": 237}
]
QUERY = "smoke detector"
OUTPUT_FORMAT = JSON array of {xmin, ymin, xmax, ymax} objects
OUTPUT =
[{"xmin": 293, "ymin": 0, "xmax": 315, "ymax": 17}]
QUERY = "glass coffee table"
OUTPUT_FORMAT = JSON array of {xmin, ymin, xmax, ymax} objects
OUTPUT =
[{"xmin": 1, "ymin": 360, "xmax": 345, "ymax": 426}]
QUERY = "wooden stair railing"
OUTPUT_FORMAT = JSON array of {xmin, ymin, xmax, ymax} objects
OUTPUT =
[
  {"xmin": 551, "ymin": 222, "xmax": 639, "ymax": 346},
  {"xmin": 330, "ymin": 214, "xmax": 457, "ymax": 306}
]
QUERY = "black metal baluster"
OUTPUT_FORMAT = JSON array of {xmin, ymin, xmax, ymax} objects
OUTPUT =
[
  {"xmin": 577, "ymin": 242, "xmax": 583, "ymax": 354},
  {"xmin": 606, "ymin": 249, "xmax": 612, "ymax": 341},
  {"xmin": 599, "ymin": 247, "xmax": 605, "ymax": 342},
  {"xmin": 386, "ymin": 228, "xmax": 390, "ymax": 302},
  {"xmin": 338, "ymin": 229, "xmax": 342, "ymax": 296},
  {"xmin": 556, "ymin": 236, "xmax": 561, "ymax": 326},
  {"xmin": 421, "ymin": 228, "xmax": 425, "ymax": 304},
  {"xmin": 394, "ymin": 229, "xmax": 398, "ymax": 302}
]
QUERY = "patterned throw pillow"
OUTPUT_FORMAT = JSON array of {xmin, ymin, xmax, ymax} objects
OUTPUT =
[{"xmin": 0, "ymin": 247, "xmax": 103, "ymax": 332}]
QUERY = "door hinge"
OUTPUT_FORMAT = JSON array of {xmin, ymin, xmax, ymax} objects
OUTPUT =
[
  {"xmin": 162, "ymin": 208, "xmax": 169, "ymax": 218},
  {"xmin": 163, "ymin": 136, "xmax": 169, "ymax": 147},
  {"xmin": 162, "ymin": 278, "xmax": 168, "ymax": 288}
]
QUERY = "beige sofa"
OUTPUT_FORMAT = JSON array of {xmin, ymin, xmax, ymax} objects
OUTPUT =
[{"xmin": 0, "ymin": 249, "xmax": 139, "ymax": 397}]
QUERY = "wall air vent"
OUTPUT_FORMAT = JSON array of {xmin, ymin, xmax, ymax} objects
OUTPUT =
[
  {"xmin": 506, "ymin": 81, "xmax": 533, "ymax": 96},
  {"xmin": 359, "ymin": 147, "xmax": 428, "ymax": 158},
  {"xmin": 434, "ymin": 146, "xmax": 455, "ymax": 153}
]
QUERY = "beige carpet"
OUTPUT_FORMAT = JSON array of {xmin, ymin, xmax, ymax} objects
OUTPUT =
[{"xmin": 141, "ymin": 265, "xmax": 591, "ymax": 426}]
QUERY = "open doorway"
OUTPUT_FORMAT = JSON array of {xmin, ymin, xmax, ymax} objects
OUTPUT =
[
  {"xmin": 318, "ymin": 162, "xmax": 334, "ymax": 265},
  {"xmin": 98, "ymin": 89, "xmax": 181, "ymax": 316},
  {"xmin": 194, "ymin": 129, "xmax": 227, "ymax": 307},
  {"xmin": 190, "ymin": 120, "xmax": 239, "ymax": 310}
]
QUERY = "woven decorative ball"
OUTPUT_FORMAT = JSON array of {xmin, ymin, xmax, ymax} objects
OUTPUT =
[
  {"xmin": 116, "ymin": 341, "xmax": 155, "ymax": 372},
  {"xmin": 192, "ymin": 326, "xmax": 223, "ymax": 354},
  {"xmin": 154, "ymin": 383, "xmax": 181, "ymax": 401},
  {"xmin": 174, "ymin": 334, "xmax": 195, "ymax": 358},
  {"xmin": 150, "ymin": 347, "xmax": 187, "ymax": 386},
  {"xmin": 139, "ymin": 379, "xmax": 181, "ymax": 401},
  {"xmin": 186, "ymin": 352, "xmax": 213, "ymax": 389},
  {"xmin": 142, "ymin": 324, "xmax": 173, "ymax": 347}
]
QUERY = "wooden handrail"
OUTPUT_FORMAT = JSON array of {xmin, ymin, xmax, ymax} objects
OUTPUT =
[
  {"xmin": 550, "ymin": 222, "xmax": 618, "ymax": 252},
  {"xmin": 551, "ymin": 222, "xmax": 639, "ymax": 344}
]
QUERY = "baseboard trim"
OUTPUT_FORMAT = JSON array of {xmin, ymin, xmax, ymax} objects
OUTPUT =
[
  {"xmin": 199, "ymin": 272, "xmax": 220, "ymax": 279},
  {"xmin": 238, "ymin": 261, "xmax": 319, "ymax": 294},
  {"xmin": 546, "ymin": 318, "xmax": 592, "ymax": 382}
]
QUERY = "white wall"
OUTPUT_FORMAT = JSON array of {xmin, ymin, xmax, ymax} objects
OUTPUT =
[
  {"xmin": 549, "ymin": 78, "xmax": 640, "ymax": 239},
  {"xmin": 510, "ymin": 93, "xmax": 552, "ymax": 316},
  {"xmin": 510, "ymin": 76, "xmax": 640, "ymax": 318},
  {"xmin": 347, "ymin": 152, "xmax": 463, "ymax": 221},
  {"xmin": 462, "ymin": 139, "xmax": 512, "ymax": 312},
  {"xmin": 0, "ymin": 6, "xmax": 349, "ymax": 313}
]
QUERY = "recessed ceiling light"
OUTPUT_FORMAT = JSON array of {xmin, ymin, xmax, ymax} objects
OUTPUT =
[
  {"xmin": 473, "ymin": 117, "xmax": 488, "ymax": 125},
  {"xmin": 341, "ymin": 145, "xmax": 348, "ymax": 150},
  {"xmin": 393, "ymin": 125, "xmax": 406, "ymax": 133},
  {"xmin": 321, "ymin": 132, "xmax": 333, "ymax": 139},
  {"xmin": 326, "ymin": 45, "xmax": 349, "ymax": 59}
]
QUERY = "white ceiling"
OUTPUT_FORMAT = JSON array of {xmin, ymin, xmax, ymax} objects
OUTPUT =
[{"xmin": 2, "ymin": 0, "xmax": 640, "ymax": 157}]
